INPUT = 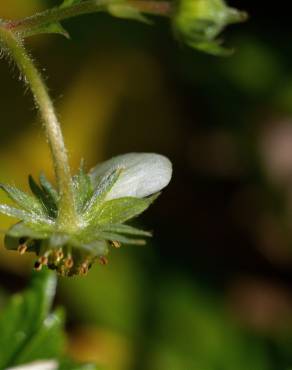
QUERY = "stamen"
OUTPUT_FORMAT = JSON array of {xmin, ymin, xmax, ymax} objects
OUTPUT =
[
  {"xmin": 99, "ymin": 256, "xmax": 108, "ymax": 265},
  {"xmin": 59, "ymin": 265, "xmax": 67, "ymax": 276},
  {"xmin": 64, "ymin": 256, "xmax": 74, "ymax": 269},
  {"xmin": 34, "ymin": 261, "xmax": 42, "ymax": 271},
  {"xmin": 111, "ymin": 240, "xmax": 121, "ymax": 249},
  {"xmin": 39, "ymin": 255, "xmax": 49, "ymax": 266},
  {"xmin": 56, "ymin": 249, "xmax": 64, "ymax": 259},
  {"xmin": 53, "ymin": 249, "xmax": 64, "ymax": 263},
  {"xmin": 17, "ymin": 244, "xmax": 27, "ymax": 255},
  {"xmin": 79, "ymin": 260, "xmax": 91, "ymax": 275}
]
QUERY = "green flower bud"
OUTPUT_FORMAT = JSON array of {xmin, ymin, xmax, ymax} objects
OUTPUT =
[{"xmin": 173, "ymin": 0, "xmax": 248, "ymax": 55}]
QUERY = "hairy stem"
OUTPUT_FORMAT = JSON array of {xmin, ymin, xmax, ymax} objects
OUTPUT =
[
  {"xmin": 3, "ymin": 0, "xmax": 172, "ymax": 38},
  {"xmin": 0, "ymin": 27, "xmax": 77, "ymax": 228}
]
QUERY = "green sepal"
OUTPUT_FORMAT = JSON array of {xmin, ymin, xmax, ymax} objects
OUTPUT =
[
  {"xmin": 102, "ymin": 223, "xmax": 152, "ymax": 237},
  {"xmin": 0, "ymin": 204, "xmax": 53, "ymax": 225},
  {"xmin": 6, "ymin": 221, "xmax": 53, "ymax": 239},
  {"xmin": 5, "ymin": 222, "xmax": 53, "ymax": 251},
  {"xmin": 98, "ymin": 231, "xmax": 146, "ymax": 245},
  {"xmin": 39, "ymin": 173, "xmax": 59, "ymax": 207},
  {"xmin": 29, "ymin": 175, "xmax": 58, "ymax": 218},
  {"xmin": 95, "ymin": 193, "xmax": 160, "ymax": 225},
  {"xmin": 187, "ymin": 39, "xmax": 233, "ymax": 56},
  {"xmin": 72, "ymin": 161, "xmax": 94, "ymax": 213},
  {"xmin": 49, "ymin": 233, "xmax": 70, "ymax": 249},
  {"xmin": 83, "ymin": 168, "xmax": 122, "ymax": 222},
  {"xmin": 107, "ymin": 3, "xmax": 151, "ymax": 24},
  {"xmin": 0, "ymin": 183, "xmax": 46, "ymax": 216},
  {"xmin": 72, "ymin": 237, "xmax": 109, "ymax": 256}
]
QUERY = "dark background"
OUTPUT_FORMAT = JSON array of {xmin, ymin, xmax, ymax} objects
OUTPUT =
[{"xmin": 2, "ymin": 1, "xmax": 292, "ymax": 369}]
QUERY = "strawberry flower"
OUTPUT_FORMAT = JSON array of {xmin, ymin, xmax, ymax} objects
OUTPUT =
[{"xmin": 0, "ymin": 153, "xmax": 172, "ymax": 276}]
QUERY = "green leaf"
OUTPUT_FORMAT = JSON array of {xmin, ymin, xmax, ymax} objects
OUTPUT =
[
  {"xmin": 102, "ymin": 223, "xmax": 152, "ymax": 237},
  {"xmin": 95, "ymin": 193, "xmax": 159, "ymax": 226},
  {"xmin": 58, "ymin": 360, "xmax": 99, "ymax": 370},
  {"xmin": 0, "ymin": 183, "xmax": 46, "ymax": 216},
  {"xmin": 22, "ymin": 22, "xmax": 69, "ymax": 39},
  {"xmin": 0, "ymin": 270, "xmax": 98, "ymax": 369},
  {"xmin": 14, "ymin": 309, "xmax": 65, "ymax": 365},
  {"xmin": 0, "ymin": 271, "xmax": 57, "ymax": 369},
  {"xmin": 83, "ymin": 168, "xmax": 122, "ymax": 222}
]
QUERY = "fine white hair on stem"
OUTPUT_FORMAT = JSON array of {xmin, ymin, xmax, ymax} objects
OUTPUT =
[
  {"xmin": 89, "ymin": 153, "xmax": 173, "ymax": 200},
  {"xmin": 7, "ymin": 360, "xmax": 58, "ymax": 370}
]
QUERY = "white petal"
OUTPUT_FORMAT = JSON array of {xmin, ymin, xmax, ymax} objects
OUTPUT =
[
  {"xmin": 89, "ymin": 153, "xmax": 172, "ymax": 200},
  {"xmin": 6, "ymin": 360, "xmax": 58, "ymax": 370}
]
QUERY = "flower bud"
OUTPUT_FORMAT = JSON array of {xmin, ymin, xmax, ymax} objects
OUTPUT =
[{"xmin": 173, "ymin": 0, "xmax": 247, "ymax": 55}]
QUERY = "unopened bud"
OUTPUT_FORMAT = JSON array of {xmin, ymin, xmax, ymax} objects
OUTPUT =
[{"xmin": 173, "ymin": 0, "xmax": 247, "ymax": 55}]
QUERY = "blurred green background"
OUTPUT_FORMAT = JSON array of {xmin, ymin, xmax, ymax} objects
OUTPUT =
[{"xmin": 2, "ymin": 1, "xmax": 292, "ymax": 369}]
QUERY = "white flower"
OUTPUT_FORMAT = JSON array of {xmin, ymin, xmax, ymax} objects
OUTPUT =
[
  {"xmin": 89, "ymin": 152, "xmax": 173, "ymax": 200},
  {"xmin": 6, "ymin": 360, "xmax": 58, "ymax": 370}
]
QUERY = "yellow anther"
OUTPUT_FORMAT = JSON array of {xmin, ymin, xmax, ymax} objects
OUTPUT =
[
  {"xmin": 64, "ymin": 256, "xmax": 74, "ymax": 269},
  {"xmin": 111, "ymin": 240, "xmax": 121, "ymax": 249}
]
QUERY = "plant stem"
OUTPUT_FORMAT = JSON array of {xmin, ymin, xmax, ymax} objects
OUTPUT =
[
  {"xmin": 0, "ymin": 27, "xmax": 77, "ymax": 229},
  {"xmin": 4, "ymin": 1, "xmax": 172, "ymax": 38}
]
